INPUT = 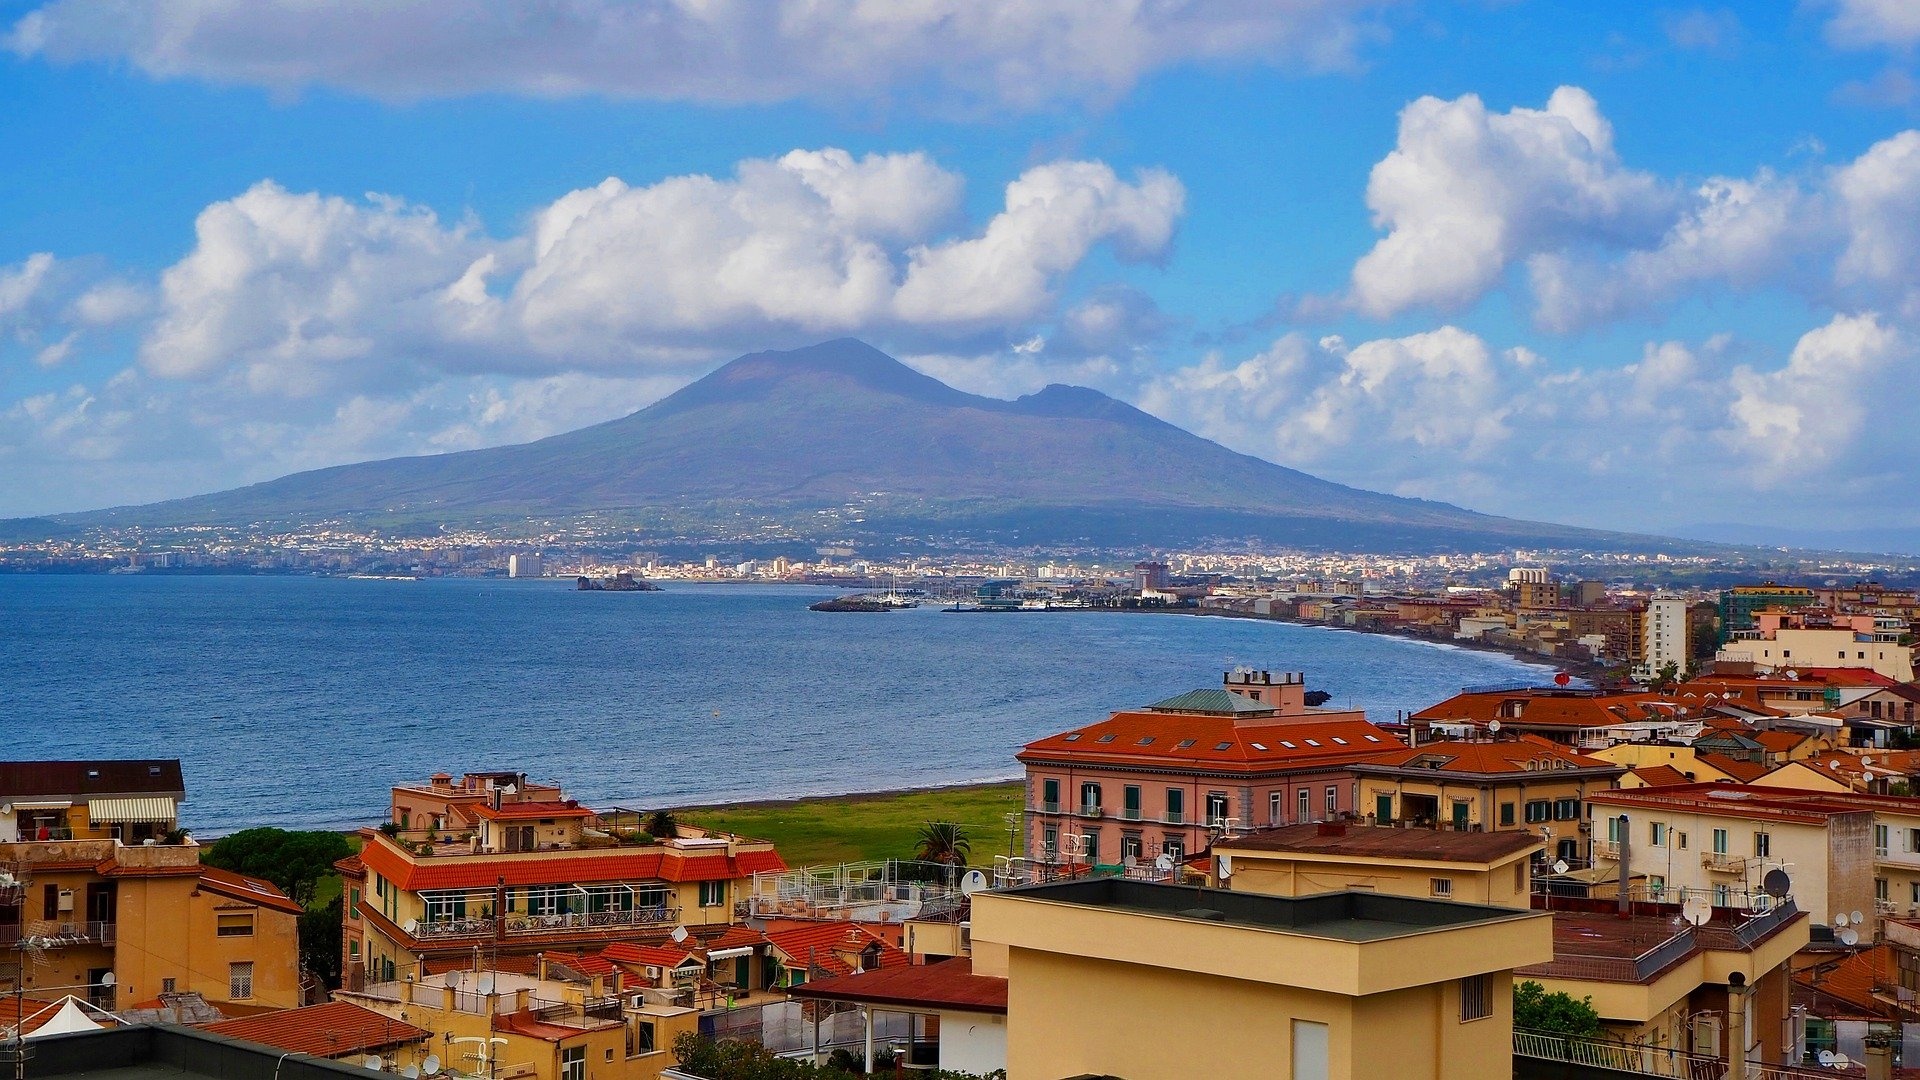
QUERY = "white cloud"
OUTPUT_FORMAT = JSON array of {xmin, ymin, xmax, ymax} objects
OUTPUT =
[
  {"xmin": 1726, "ymin": 312, "xmax": 1907, "ymax": 478},
  {"xmin": 1349, "ymin": 86, "xmax": 1671, "ymax": 317},
  {"xmin": 7, "ymin": 0, "xmax": 1395, "ymax": 110},
  {"xmin": 1662, "ymin": 8, "xmax": 1740, "ymax": 53},
  {"xmin": 1822, "ymin": 0, "xmax": 1920, "ymax": 50},
  {"xmin": 0, "ymin": 252, "xmax": 57, "ymax": 319},
  {"xmin": 141, "ymin": 149, "xmax": 1180, "ymax": 397},
  {"xmin": 1833, "ymin": 131, "xmax": 1920, "ymax": 310}
]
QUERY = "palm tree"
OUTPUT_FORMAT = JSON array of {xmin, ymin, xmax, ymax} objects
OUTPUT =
[
  {"xmin": 914, "ymin": 822, "xmax": 971, "ymax": 867},
  {"xmin": 647, "ymin": 810, "xmax": 678, "ymax": 840}
]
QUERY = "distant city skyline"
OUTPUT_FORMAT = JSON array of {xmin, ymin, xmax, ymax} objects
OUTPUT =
[{"xmin": 3, "ymin": 2, "xmax": 1919, "ymax": 543}]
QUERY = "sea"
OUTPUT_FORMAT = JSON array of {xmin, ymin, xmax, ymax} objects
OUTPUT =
[{"xmin": 1, "ymin": 575, "xmax": 1562, "ymax": 835}]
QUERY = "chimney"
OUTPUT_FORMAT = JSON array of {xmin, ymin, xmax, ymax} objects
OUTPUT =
[{"xmin": 1616, "ymin": 814, "xmax": 1632, "ymax": 916}]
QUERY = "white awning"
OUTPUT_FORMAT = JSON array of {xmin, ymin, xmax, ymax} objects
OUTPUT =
[
  {"xmin": 9, "ymin": 801, "xmax": 72, "ymax": 811},
  {"xmin": 705, "ymin": 947, "xmax": 754, "ymax": 961},
  {"xmin": 87, "ymin": 797, "xmax": 177, "ymax": 823},
  {"xmin": 25, "ymin": 997, "xmax": 109, "ymax": 1039}
]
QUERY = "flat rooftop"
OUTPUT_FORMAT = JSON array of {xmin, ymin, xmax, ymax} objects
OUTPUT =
[
  {"xmin": 999, "ymin": 878, "xmax": 1538, "ymax": 943},
  {"xmin": 1220, "ymin": 822, "xmax": 1542, "ymax": 863},
  {"xmin": 22, "ymin": 1025, "xmax": 389, "ymax": 1080}
]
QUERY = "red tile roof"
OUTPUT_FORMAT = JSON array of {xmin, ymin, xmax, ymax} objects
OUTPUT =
[
  {"xmin": 1696, "ymin": 753, "xmax": 1771, "ymax": 783},
  {"xmin": 1591, "ymin": 783, "xmax": 1920, "ymax": 824},
  {"xmin": 763, "ymin": 923, "xmax": 909, "ymax": 977},
  {"xmin": 472, "ymin": 800, "xmax": 592, "ymax": 821},
  {"xmin": 1411, "ymin": 690, "xmax": 1673, "ymax": 730},
  {"xmin": 602, "ymin": 942, "xmax": 702, "ymax": 969},
  {"xmin": 1629, "ymin": 765, "xmax": 1691, "ymax": 788},
  {"xmin": 358, "ymin": 836, "xmax": 785, "ymax": 891},
  {"xmin": 199, "ymin": 1001, "xmax": 428, "ymax": 1057},
  {"xmin": 1019, "ymin": 713, "xmax": 1402, "ymax": 774},
  {"xmin": 0, "ymin": 760, "xmax": 184, "ymax": 798},
  {"xmin": 334, "ymin": 855, "xmax": 365, "ymax": 877},
  {"xmin": 197, "ymin": 865, "xmax": 305, "ymax": 915},
  {"xmin": 787, "ymin": 957, "xmax": 1007, "ymax": 1014},
  {"xmin": 494, "ymin": 1010, "xmax": 617, "ymax": 1041},
  {"xmin": 1351, "ymin": 737, "xmax": 1622, "ymax": 778}
]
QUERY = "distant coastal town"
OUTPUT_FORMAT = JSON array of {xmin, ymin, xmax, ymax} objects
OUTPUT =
[{"xmin": 10, "ymin": 572, "xmax": 1920, "ymax": 1077}]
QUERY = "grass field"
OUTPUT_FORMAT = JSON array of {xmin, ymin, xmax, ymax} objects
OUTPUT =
[{"xmin": 681, "ymin": 782, "xmax": 1025, "ymax": 868}]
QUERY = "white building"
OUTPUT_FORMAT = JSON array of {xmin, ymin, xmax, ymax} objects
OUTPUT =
[
  {"xmin": 1639, "ymin": 594, "xmax": 1688, "ymax": 679},
  {"xmin": 1508, "ymin": 567, "xmax": 1551, "ymax": 585},
  {"xmin": 507, "ymin": 553, "xmax": 542, "ymax": 578}
]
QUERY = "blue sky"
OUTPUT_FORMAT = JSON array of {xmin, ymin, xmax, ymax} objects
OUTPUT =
[{"xmin": 4, "ymin": 1, "xmax": 1920, "ymax": 543}]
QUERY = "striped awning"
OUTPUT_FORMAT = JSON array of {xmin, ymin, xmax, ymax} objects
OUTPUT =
[
  {"xmin": 9, "ymin": 800, "xmax": 72, "ymax": 811},
  {"xmin": 87, "ymin": 797, "xmax": 177, "ymax": 823}
]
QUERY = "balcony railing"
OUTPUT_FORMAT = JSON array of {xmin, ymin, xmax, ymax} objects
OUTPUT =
[
  {"xmin": 0, "ymin": 920, "xmax": 114, "ymax": 948},
  {"xmin": 1076, "ymin": 805, "xmax": 1103, "ymax": 819},
  {"xmin": 413, "ymin": 916, "xmax": 497, "ymax": 940},
  {"xmin": 1513, "ymin": 1028, "xmax": 1826, "ymax": 1080},
  {"xmin": 1878, "ymin": 848, "xmax": 1920, "ymax": 869},
  {"xmin": 1701, "ymin": 851, "xmax": 1747, "ymax": 873},
  {"xmin": 504, "ymin": 907, "xmax": 679, "ymax": 935},
  {"xmin": 1877, "ymin": 898, "xmax": 1898, "ymax": 916},
  {"xmin": 1119, "ymin": 808, "xmax": 1142, "ymax": 821},
  {"xmin": 1038, "ymin": 801, "xmax": 1060, "ymax": 814},
  {"xmin": 1164, "ymin": 811, "xmax": 1184, "ymax": 825}
]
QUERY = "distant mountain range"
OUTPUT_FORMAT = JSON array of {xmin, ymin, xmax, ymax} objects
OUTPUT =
[{"xmin": 44, "ymin": 339, "xmax": 1675, "ymax": 553}]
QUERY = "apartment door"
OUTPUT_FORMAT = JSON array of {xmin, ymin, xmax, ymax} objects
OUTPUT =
[
  {"xmin": 1375, "ymin": 794, "xmax": 1393, "ymax": 824},
  {"xmin": 85, "ymin": 882, "xmax": 116, "ymax": 927},
  {"xmin": 1451, "ymin": 801, "xmax": 1470, "ymax": 830},
  {"xmin": 85, "ymin": 967, "xmax": 113, "ymax": 1009}
]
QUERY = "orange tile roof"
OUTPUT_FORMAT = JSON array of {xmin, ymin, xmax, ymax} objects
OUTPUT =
[
  {"xmin": 1351, "ymin": 738, "xmax": 1622, "ymax": 777},
  {"xmin": 1411, "ymin": 690, "xmax": 1673, "ymax": 730},
  {"xmin": 786, "ymin": 957, "xmax": 1006, "ymax": 1014},
  {"xmin": 334, "ymin": 855, "xmax": 365, "ymax": 877},
  {"xmin": 200, "ymin": 1001, "xmax": 429, "ymax": 1057},
  {"xmin": 358, "ymin": 836, "xmax": 785, "ymax": 891},
  {"xmin": 601, "ymin": 925, "xmax": 770, "ymax": 973},
  {"xmin": 1630, "ymin": 765, "xmax": 1691, "ymax": 788},
  {"xmin": 1696, "ymin": 754, "xmax": 1771, "ymax": 783},
  {"xmin": 196, "ymin": 865, "xmax": 305, "ymax": 915},
  {"xmin": 1019, "ymin": 712, "xmax": 1402, "ymax": 774},
  {"xmin": 763, "ymin": 923, "xmax": 909, "ymax": 977},
  {"xmin": 1753, "ymin": 731, "xmax": 1813, "ymax": 752},
  {"xmin": 1794, "ymin": 942, "xmax": 1890, "ymax": 1016},
  {"xmin": 1591, "ymin": 783, "xmax": 1920, "ymax": 823},
  {"xmin": 543, "ymin": 951, "xmax": 616, "ymax": 978},
  {"xmin": 472, "ymin": 800, "xmax": 592, "ymax": 821}
]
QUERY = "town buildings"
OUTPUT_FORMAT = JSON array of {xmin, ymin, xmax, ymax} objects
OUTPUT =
[
  {"xmin": 337, "ymin": 772, "xmax": 784, "ymax": 992},
  {"xmin": 0, "ymin": 760, "xmax": 302, "ymax": 1013},
  {"xmin": 1208, "ymin": 821, "xmax": 1542, "ymax": 906},
  {"xmin": 1017, "ymin": 673, "xmax": 1402, "ymax": 867},
  {"xmin": 1639, "ymin": 593, "xmax": 1689, "ymax": 679}
]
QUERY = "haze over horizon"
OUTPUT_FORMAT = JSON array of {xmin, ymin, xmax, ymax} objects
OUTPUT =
[{"xmin": 4, "ymin": 2, "xmax": 1920, "ymax": 547}]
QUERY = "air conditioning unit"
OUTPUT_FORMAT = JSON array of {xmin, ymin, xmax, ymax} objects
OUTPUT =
[{"xmin": 628, "ymin": 993, "xmax": 648, "ymax": 1010}]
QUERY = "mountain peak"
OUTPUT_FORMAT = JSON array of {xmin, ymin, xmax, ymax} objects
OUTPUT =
[{"xmin": 648, "ymin": 338, "xmax": 980, "ymax": 415}]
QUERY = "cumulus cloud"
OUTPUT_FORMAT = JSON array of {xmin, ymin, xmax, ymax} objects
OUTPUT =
[
  {"xmin": 1349, "ymin": 86, "xmax": 1670, "ymax": 317},
  {"xmin": 141, "ymin": 150, "xmax": 1183, "ymax": 397},
  {"xmin": 1822, "ymin": 0, "xmax": 1920, "ymax": 50},
  {"xmin": 1726, "ymin": 312, "xmax": 1908, "ymax": 478},
  {"xmin": 6, "ymin": 0, "xmax": 1395, "ymax": 110}
]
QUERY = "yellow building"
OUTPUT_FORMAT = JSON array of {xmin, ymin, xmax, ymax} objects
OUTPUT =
[
  {"xmin": 339, "ymin": 777, "xmax": 785, "ymax": 992},
  {"xmin": 0, "ymin": 759, "xmax": 301, "ymax": 1011},
  {"xmin": 342, "ymin": 964, "xmax": 698, "ymax": 1080},
  {"xmin": 1586, "ymin": 784, "xmax": 1920, "ymax": 933},
  {"xmin": 1349, "ymin": 736, "xmax": 1624, "ymax": 868},
  {"xmin": 968, "ymin": 878, "xmax": 1551, "ymax": 1079},
  {"xmin": 1208, "ymin": 821, "xmax": 1543, "ymax": 907}
]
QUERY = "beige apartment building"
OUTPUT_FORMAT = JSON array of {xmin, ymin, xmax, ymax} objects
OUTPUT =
[{"xmin": 1208, "ymin": 821, "xmax": 1543, "ymax": 907}]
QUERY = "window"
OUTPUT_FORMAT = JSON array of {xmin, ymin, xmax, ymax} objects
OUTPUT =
[
  {"xmin": 1650, "ymin": 822, "xmax": 1666, "ymax": 847},
  {"xmin": 604, "ymin": 1049, "xmax": 615, "ymax": 1064},
  {"xmin": 1755, "ymin": 832, "xmax": 1771, "ymax": 858},
  {"xmin": 1042, "ymin": 827, "xmax": 1058, "ymax": 857},
  {"xmin": 1165, "ymin": 789, "xmax": 1185, "ymax": 823},
  {"xmin": 1714, "ymin": 884, "xmax": 1731, "ymax": 906},
  {"xmin": 1649, "ymin": 875, "xmax": 1666, "ymax": 900},
  {"xmin": 629, "ymin": 1020, "xmax": 657, "ymax": 1056},
  {"xmin": 1121, "ymin": 834, "xmax": 1142, "ymax": 862},
  {"xmin": 1298, "ymin": 789, "xmax": 1311, "ymax": 823},
  {"xmin": 1080, "ymin": 782, "xmax": 1102, "ymax": 812},
  {"xmin": 1292, "ymin": 1020, "xmax": 1330, "ymax": 1080},
  {"xmin": 1206, "ymin": 792, "xmax": 1229, "ymax": 823},
  {"xmin": 1500, "ymin": 802, "xmax": 1515, "ymax": 827},
  {"xmin": 349, "ymin": 888, "xmax": 361, "ymax": 920},
  {"xmin": 1877, "ymin": 878, "xmax": 1890, "ymax": 901},
  {"xmin": 216, "ymin": 913, "xmax": 254, "ymax": 937},
  {"xmin": 561, "ymin": 1046, "xmax": 585, "ymax": 1080},
  {"xmin": 1123, "ymin": 786, "xmax": 1142, "ymax": 819},
  {"xmin": 1041, "ymin": 779, "xmax": 1060, "ymax": 812},
  {"xmin": 699, "ymin": 881, "xmax": 727, "ymax": 908},
  {"xmin": 228, "ymin": 962, "xmax": 254, "ymax": 1000},
  {"xmin": 1877, "ymin": 824, "xmax": 1891, "ymax": 857},
  {"xmin": 1431, "ymin": 877, "xmax": 1453, "ymax": 898},
  {"xmin": 350, "ymin": 941, "xmax": 360, "ymax": 959},
  {"xmin": 1525, "ymin": 801, "xmax": 1552, "ymax": 824},
  {"xmin": 1163, "ymin": 836, "xmax": 1184, "ymax": 862},
  {"xmin": 1460, "ymin": 974, "xmax": 1492, "ymax": 1022},
  {"xmin": 1083, "ymin": 831, "xmax": 1100, "ymax": 864},
  {"xmin": 1712, "ymin": 829, "xmax": 1728, "ymax": 855},
  {"xmin": 162, "ymin": 978, "xmax": 176, "ymax": 994},
  {"xmin": 1553, "ymin": 798, "xmax": 1579, "ymax": 822},
  {"xmin": 1325, "ymin": 787, "xmax": 1337, "ymax": 818},
  {"xmin": 1270, "ymin": 791, "xmax": 1283, "ymax": 825}
]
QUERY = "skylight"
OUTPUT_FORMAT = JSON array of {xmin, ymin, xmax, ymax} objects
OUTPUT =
[
  {"xmin": 1063, "ymin": 734, "xmax": 1081, "ymax": 742},
  {"xmin": 1331, "ymin": 737, "xmax": 1347, "ymax": 745},
  {"xmin": 1137, "ymin": 737, "xmax": 1155, "ymax": 746},
  {"xmin": 1279, "ymin": 740, "xmax": 1296, "ymax": 748},
  {"xmin": 1304, "ymin": 739, "xmax": 1321, "ymax": 747},
  {"xmin": 1096, "ymin": 734, "xmax": 1117, "ymax": 743},
  {"xmin": 1214, "ymin": 742, "xmax": 1232, "ymax": 751},
  {"xmin": 1177, "ymin": 739, "xmax": 1196, "ymax": 748}
]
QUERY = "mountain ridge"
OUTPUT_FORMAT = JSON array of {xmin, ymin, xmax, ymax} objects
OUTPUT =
[{"xmin": 45, "ymin": 339, "xmax": 1669, "ymax": 553}]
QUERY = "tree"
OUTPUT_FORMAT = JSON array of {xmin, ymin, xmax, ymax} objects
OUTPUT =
[
  {"xmin": 301, "ymin": 895, "xmax": 343, "ymax": 991},
  {"xmin": 1513, "ymin": 980, "xmax": 1602, "ymax": 1039},
  {"xmin": 914, "ymin": 822, "xmax": 971, "ymax": 867},
  {"xmin": 202, "ymin": 828, "xmax": 352, "ymax": 908},
  {"xmin": 647, "ymin": 810, "xmax": 678, "ymax": 840},
  {"xmin": 1648, "ymin": 661, "xmax": 1681, "ymax": 692}
]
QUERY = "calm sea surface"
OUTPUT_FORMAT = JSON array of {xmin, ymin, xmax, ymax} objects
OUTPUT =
[{"xmin": 2, "ymin": 576, "xmax": 1558, "ymax": 834}]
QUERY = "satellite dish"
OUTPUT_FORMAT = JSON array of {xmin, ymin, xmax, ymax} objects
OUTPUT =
[
  {"xmin": 423, "ymin": 1057, "xmax": 441, "ymax": 1075},
  {"xmin": 1488, "ymin": 719, "xmax": 1502, "ymax": 734},
  {"xmin": 1153, "ymin": 853, "xmax": 1175, "ymax": 872},
  {"xmin": 403, "ymin": 1068, "xmax": 420, "ymax": 1078},
  {"xmin": 1762, "ymin": 868, "xmax": 1791, "ymax": 899},
  {"xmin": 1852, "ymin": 910, "xmax": 1866, "ymax": 927},
  {"xmin": 1835, "ymin": 912, "xmax": 1850, "ymax": 927},
  {"xmin": 1840, "ymin": 927, "xmax": 1861, "ymax": 947},
  {"xmin": 1551, "ymin": 859, "xmax": 1570, "ymax": 875},
  {"xmin": 0, "ymin": 804, "xmax": 11, "ymax": 816},
  {"xmin": 99, "ymin": 971, "xmax": 115, "ymax": 986},
  {"xmin": 475, "ymin": 975, "xmax": 495, "ymax": 995},
  {"xmin": 1819, "ymin": 1051, "xmax": 1837, "ymax": 1066},
  {"xmin": 959, "ymin": 870, "xmax": 989, "ymax": 896},
  {"xmin": 363, "ymin": 1057, "xmax": 383, "ymax": 1071},
  {"xmin": 1681, "ymin": 896, "xmax": 1711, "ymax": 926},
  {"xmin": 403, "ymin": 919, "xmax": 419, "ymax": 934},
  {"xmin": 670, "ymin": 925, "xmax": 690, "ymax": 944}
]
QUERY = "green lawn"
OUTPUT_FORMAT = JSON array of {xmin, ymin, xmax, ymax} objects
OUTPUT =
[
  {"xmin": 681, "ymin": 783, "xmax": 1025, "ymax": 868},
  {"xmin": 308, "ymin": 832, "xmax": 363, "ymax": 911}
]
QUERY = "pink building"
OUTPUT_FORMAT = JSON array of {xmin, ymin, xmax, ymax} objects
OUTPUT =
[{"xmin": 1016, "ymin": 673, "xmax": 1405, "ymax": 868}]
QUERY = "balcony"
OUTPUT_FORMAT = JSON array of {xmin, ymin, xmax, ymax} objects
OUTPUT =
[
  {"xmin": 1700, "ymin": 851, "xmax": 1747, "ymax": 873},
  {"xmin": 503, "ymin": 907, "xmax": 678, "ymax": 935},
  {"xmin": 1878, "ymin": 848, "xmax": 1920, "ymax": 869},
  {"xmin": 1164, "ymin": 811, "xmax": 1185, "ymax": 825},
  {"xmin": 1877, "ymin": 898, "xmax": 1898, "ymax": 917},
  {"xmin": 1037, "ymin": 801, "xmax": 1061, "ymax": 815},
  {"xmin": 0, "ymin": 920, "xmax": 114, "ymax": 948},
  {"xmin": 1076, "ymin": 805, "xmax": 1104, "ymax": 820},
  {"xmin": 1592, "ymin": 839, "xmax": 1621, "ymax": 860},
  {"xmin": 1119, "ymin": 808, "xmax": 1143, "ymax": 822}
]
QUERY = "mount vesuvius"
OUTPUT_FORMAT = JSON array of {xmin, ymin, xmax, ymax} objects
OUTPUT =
[{"xmin": 51, "ymin": 339, "xmax": 1660, "ymax": 552}]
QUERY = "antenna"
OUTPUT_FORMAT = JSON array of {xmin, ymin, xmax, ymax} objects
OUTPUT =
[
  {"xmin": 959, "ymin": 870, "xmax": 988, "ymax": 896},
  {"xmin": 1834, "ymin": 913, "xmax": 1849, "ymax": 928},
  {"xmin": 1851, "ymin": 909, "xmax": 1865, "ymax": 927},
  {"xmin": 1681, "ymin": 895, "xmax": 1711, "ymax": 927},
  {"xmin": 1839, "ymin": 927, "xmax": 1861, "ymax": 947},
  {"xmin": 1762, "ymin": 868, "xmax": 1791, "ymax": 899},
  {"xmin": 423, "ymin": 1056, "xmax": 442, "ymax": 1075}
]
